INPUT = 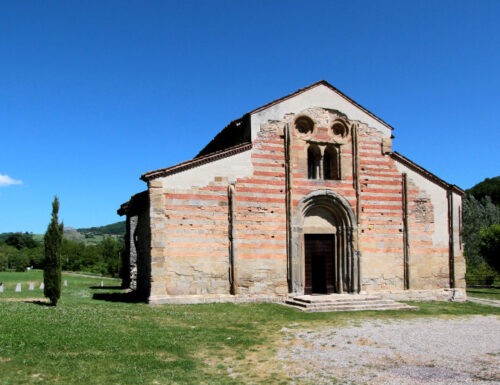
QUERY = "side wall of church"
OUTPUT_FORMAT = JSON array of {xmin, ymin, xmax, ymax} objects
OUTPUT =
[{"xmin": 149, "ymin": 177, "xmax": 231, "ymax": 298}]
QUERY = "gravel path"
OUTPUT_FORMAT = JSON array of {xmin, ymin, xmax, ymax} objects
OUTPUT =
[
  {"xmin": 468, "ymin": 297, "xmax": 500, "ymax": 308},
  {"xmin": 278, "ymin": 315, "xmax": 500, "ymax": 385}
]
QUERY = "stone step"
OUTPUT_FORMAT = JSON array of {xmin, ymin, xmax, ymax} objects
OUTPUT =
[
  {"xmin": 286, "ymin": 299, "xmax": 404, "ymax": 308},
  {"xmin": 286, "ymin": 299, "xmax": 401, "ymax": 308},
  {"xmin": 302, "ymin": 304, "xmax": 416, "ymax": 312},
  {"xmin": 284, "ymin": 296, "xmax": 419, "ymax": 312},
  {"xmin": 291, "ymin": 295, "xmax": 382, "ymax": 304},
  {"xmin": 285, "ymin": 303, "xmax": 417, "ymax": 312}
]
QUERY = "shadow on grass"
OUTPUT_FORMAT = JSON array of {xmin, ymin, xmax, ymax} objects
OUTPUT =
[
  {"xmin": 92, "ymin": 291, "xmax": 147, "ymax": 303},
  {"xmin": 26, "ymin": 300, "xmax": 54, "ymax": 307},
  {"xmin": 89, "ymin": 285, "xmax": 122, "ymax": 290}
]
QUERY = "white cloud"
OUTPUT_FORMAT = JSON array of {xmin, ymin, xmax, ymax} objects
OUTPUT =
[{"xmin": 0, "ymin": 174, "xmax": 22, "ymax": 187}]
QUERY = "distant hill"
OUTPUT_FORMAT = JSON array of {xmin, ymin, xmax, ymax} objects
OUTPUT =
[
  {"xmin": 0, "ymin": 221, "xmax": 126, "ymax": 247},
  {"xmin": 63, "ymin": 226, "xmax": 85, "ymax": 242},
  {"xmin": 467, "ymin": 176, "xmax": 500, "ymax": 206},
  {"xmin": 77, "ymin": 221, "xmax": 126, "ymax": 237}
]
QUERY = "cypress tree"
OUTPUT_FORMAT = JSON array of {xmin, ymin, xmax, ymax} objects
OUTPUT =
[{"xmin": 43, "ymin": 196, "xmax": 63, "ymax": 306}]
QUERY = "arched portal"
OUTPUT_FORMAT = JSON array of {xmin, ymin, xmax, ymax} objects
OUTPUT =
[{"xmin": 291, "ymin": 190, "xmax": 360, "ymax": 295}]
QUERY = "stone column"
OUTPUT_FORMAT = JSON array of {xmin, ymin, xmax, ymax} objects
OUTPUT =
[{"xmin": 337, "ymin": 226, "xmax": 343, "ymax": 294}]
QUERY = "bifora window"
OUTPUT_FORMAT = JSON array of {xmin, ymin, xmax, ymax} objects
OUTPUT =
[{"xmin": 307, "ymin": 144, "xmax": 341, "ymax": 180}]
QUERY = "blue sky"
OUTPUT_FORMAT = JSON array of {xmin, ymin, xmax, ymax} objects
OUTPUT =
[{"xmin": 1, "ymin": 0, "xmax": 499, "ymax": 233}]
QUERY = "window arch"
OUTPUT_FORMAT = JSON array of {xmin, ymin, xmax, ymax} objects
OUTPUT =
[
  {"xmin": 307, "ymin": 145, "xmax": 321, "ymax": 179},
  {"xmin": 323, "ymin": 145, "xmax": 340, "ymax": 180}
]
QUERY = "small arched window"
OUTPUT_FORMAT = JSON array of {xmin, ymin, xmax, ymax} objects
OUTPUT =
[
  {"xmin": 307, "ymin": 145, "xmax": 321, "ymax": 179},
  {"xmin": 323, "ymin": 146, "xmax": 339, "ymax": 180}
]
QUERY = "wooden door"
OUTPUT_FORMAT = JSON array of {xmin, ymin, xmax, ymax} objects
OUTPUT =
[{"xmin": 304, "ymin": 234, "xmax": 335, "ymax": 295}]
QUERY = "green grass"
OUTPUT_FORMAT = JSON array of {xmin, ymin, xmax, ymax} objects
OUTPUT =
[
  {"xmin": 1, "ymin": 270, "xmax": 499, "ymax": 384},
  {"xmin": 467, "ymin": 287, "xmax": 500, "ymax": 300}
]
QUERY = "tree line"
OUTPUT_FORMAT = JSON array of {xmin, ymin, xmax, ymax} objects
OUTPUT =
[
  {"xmin": 0, "ymin": 230, "xmax": 124, "ymax": 277},
  {"xmin": 463, "ymin": 176, "xmax": 500, "ymax": 285}
]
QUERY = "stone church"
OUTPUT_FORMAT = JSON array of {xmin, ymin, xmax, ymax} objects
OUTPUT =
[{"xmin": 118, "ymin": 80, "xmax": 466, "ymax": 305}]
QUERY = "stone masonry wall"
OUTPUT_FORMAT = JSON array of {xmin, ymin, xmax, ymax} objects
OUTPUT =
[
  {"xmin": 357, "ymin": 126, "xmax": 456, "ymax": 292},
  {"xmin": 135, "ymin": 205, "xmax": 151, "ymax": 298},
  {"xmin": 358, "ymin": 126, "xmax": 406, "ymax": 291},
  {"xmin": 146, "ymin": 106, "xmax": 463, "ymax": 301},
  {"xmin": 153, "ymin": 178, "xmax": 231, "ymax": 296},
  {"xmin": 232, "ymin": 121, "xmax": 288, "ymax": 296}
]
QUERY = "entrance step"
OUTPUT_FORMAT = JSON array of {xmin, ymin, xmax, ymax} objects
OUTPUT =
[{"xmin": 284, "ymin": 294, "xmax": 418, "ymax": 312}]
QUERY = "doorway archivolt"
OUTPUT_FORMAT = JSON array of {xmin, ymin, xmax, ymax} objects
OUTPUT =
[{"xmin": 290, "ymin": 190, "xmax": 360, "ymax": 294}]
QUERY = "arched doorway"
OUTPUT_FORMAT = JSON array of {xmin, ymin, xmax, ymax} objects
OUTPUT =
[
  {"xmin": 291, "ymin": 190, "xmax": 360, "ymax": 295},
  {"xmin": 303, "ymin": 207, "xmax": 336, "ymax": 294}
]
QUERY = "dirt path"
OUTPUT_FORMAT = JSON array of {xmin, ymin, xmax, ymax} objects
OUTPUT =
[
  {"xmin": 468, "ymin": 297, "xmax": 500, "ymax": 308},
  {"xmin": 279, "ymin": 315, "xmax": 500, "ymax": 385}
]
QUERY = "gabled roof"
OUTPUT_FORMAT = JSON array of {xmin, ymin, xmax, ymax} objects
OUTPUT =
[
  {"xmin": 249, "ymin": 80, "xmax": 394, "ymax": 131},
  {"xmin": 142, "ymin": 80, "xmax": 395, "ymax": 183},
  {"xmin": 196, "ymin": 80, "xmax": 394, "ymax": 158},
  {"xmin": 141, "ymin": 142, "xmax": 252, "ymax": 182},
  {"xmin": 391, "ymin": 152, "xmax": 464, "ymax": 195}
]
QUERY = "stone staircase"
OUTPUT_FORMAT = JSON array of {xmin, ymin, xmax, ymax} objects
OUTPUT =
[{"xmin": 285, "ymin": 294, "xmax": 419, "ymax": 312}]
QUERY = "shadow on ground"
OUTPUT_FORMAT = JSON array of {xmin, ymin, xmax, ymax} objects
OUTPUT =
[
  {"xmin": 92, "ymin": 291, "xmax": 147, "ymax": 303},
  {"xmin": 25, "ymin": 300, "xmax": 53, "ymax": 307}
]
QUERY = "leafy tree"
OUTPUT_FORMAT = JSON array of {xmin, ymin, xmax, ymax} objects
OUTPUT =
[
  {"xmin": 43, "ymin": 196, "xmax": 64, "ymax": 306},
  {"xmin": 58, "ymin": 237, "xmax": 124, "ymax": 277},
  {"xmin": 13, "ymin": 252, "xmax": 30, "ymax": 272},
  {"xmin": 99, "ymin": 237, "xmax": 124, "ymax": 277},
  {"xmin": 466, "ymin": 176, "xmax": 500, "ymax": 206},
  {"xmin": 479, "ymin": 224, "xmax": 500, "ymax": 274},
  {"xmin": 4, "ymin": 232, "xmax": 38, "ymax": 250},
  {"xmin": 25, "ymin": 246, "xmax": 45, "ymax": 268},
  {"xmin": 462, "ymin": 194, "xmax": 500, "ymax": 267},
  {"xmin": 0, "ymin": 244, "xmax": 16, "ymax": 271}
]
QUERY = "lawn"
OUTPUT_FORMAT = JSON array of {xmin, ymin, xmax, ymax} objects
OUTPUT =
[
  {"xmin": 1, "ymin": 270, "xmax": 499, "ymax": 385},
  {"xmin": 467, "ymin": 287, "xmax": 500, "ymax": 300}
]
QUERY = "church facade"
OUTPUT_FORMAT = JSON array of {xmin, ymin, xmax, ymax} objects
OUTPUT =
[{"xmin": 118, "ymin": 81, "xmax": 466, "ymax": 304}]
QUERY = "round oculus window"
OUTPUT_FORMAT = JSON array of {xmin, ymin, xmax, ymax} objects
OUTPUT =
[{"xmin": 295, "ymin": 116, "xmax": 314, "ymax": 135}]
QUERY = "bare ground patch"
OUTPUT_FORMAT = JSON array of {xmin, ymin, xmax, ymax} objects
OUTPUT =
[{"xmin": 279, "ymin": 315, "xmax": 500, "ymax": 385}]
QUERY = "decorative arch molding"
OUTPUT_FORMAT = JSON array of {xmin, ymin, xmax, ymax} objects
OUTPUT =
[{"xmin": 290, "ymin": 190, "xmax": 361, "ymax": 294}]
